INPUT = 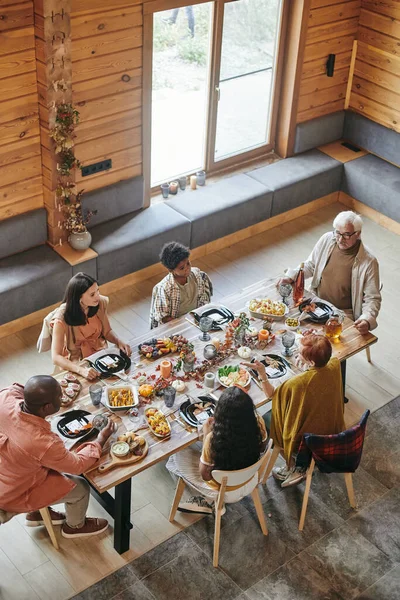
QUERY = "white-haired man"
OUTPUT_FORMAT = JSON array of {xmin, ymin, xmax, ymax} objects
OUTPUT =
[{"xmin": 278, "ymin": 211, "xmax": 381, "ymax": 334}]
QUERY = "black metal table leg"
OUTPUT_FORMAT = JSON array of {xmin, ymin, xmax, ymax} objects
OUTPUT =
[
  {"xmin": 86, "ymin": 477, "xmax": 132, "ymax": 554},
  {"xmin": 114, "ymin": 478, "xmax": 132, "ymax": 554},
  {"xmin": 341, "ymin": 360, "xmax": 349, "ymax": 404}
]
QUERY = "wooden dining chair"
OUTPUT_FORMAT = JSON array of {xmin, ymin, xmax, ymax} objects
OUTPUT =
[
  {"xmin": 365, "ymin": 282, "xmax": 382, "ymax": 363},
  {"xmin": 0, "ymin": 507, "xmax": 59, "ymax": 550},
  {"xmin": 169, "ymin": 440, "xmax": 273, "ymax": 567}
]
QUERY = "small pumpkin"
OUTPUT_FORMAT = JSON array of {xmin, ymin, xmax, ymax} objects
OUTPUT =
[
  {"xmin": 171, "ymin": 379, "xmax": 186, "ymax": 393},
  {"xmin": 138, "ymin": 384, "xmax": 154, "ymax": 398}
]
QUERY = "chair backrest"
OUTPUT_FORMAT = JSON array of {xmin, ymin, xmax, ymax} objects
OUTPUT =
[
  {"xmin": 296, "ymin": 410, "xmax": 370, "ymax": 474},
  {"xmin": 36, "ymin": 307, "xmax": 59, "ymax": 353},
  {"xmin": 212, "ymin": 439, "xmax": 273, "ymax": 487}
]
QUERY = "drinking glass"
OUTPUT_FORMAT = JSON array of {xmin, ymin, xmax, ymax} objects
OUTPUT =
[
  {"xmin": 92, "ymin": 414, "xmax": 108, "ymax": 431},
  {"xmin": 203, "ymin": 344, "xmax": 217, "ymax": 360},
  {"xmin": 128, "ymin": 407, "xmax": 141, "ymax": 424},
  {"xmin": 163, "ymin": 386, "xmax": 176, "ymax": 408},
  {"xmin": 89, "ymin": 383, "xmax": 104, "ymax": 406},
  {"xmin": 199, "ymin": 316, "xmax": 213, "ymax": 341},
  {"xmin": 279, "ymin": 283, "xmax": 292, "ymax": 306},
  {"xmin": 282, "ymin": 331, "xmax": 296, "ymax": 356}
]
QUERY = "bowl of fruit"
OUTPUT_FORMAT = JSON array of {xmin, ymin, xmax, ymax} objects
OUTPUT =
[{"xmin": 285, "ymin": 317, "xmax": 300, "ymax": 331}]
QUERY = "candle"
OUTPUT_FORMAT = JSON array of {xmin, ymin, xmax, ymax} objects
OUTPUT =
[
  {"xmin": 204, "ymin": 372, "xmax": 215, "ymax": 388},
  {"xmin": 258, "ymin": 329, "xmax": 270, "ymax": 342},
  {"xmin": 190, "ymin": 175, "xmax": 197, "ymax": 190},
  {"xmin": 160, "ymin": 360, "xmax": 172, "ymax": 379},
  {"xmin": 169, "ymin": 181, "xmax": 178, "ymax": 195},
  {"xmin": 211, "ymin": 337, "xmax": 220, "ymax": 351}
]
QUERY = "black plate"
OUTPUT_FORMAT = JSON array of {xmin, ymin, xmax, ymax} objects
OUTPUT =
[
  {"xmin": 299, "ymin": 299, "xmax": 333, "ymax": 324},
  {"xmin": 251, "ymin": 354, "xmax": 289, "ymax": 380},
  {"xmin": 57, "ymin": 409, "xmax": 97, "ymax": 440},
  {"xmin": 180, "ymin": 395, "xmax": 216, "ymax": 427},
  {"xmin": 92, "ymin": 352, "xmax": 131, "ymax": 378},
  {"xmin": 191, "ymin": 305, "xmax": 234, "ymax": 331}
]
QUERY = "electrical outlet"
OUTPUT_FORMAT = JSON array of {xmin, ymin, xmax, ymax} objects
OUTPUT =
[{"xmin": 81, "ymin": 159, "xmax": 112, "ymax": 177}]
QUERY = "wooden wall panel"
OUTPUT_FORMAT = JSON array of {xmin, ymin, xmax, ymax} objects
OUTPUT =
[
  {"xmin": 297, "ymin": 1, "xmax": 361, "ymax": 123},
  {"xmin": 71, "ymin": 2, "xmax": 143, "ymax": 195},
  {"xmin": 348, "ymin": 2, "xmax": 400, "ymax": 132},
  {"xmin": 0, "ymin": 1, "xmax": 42, "ymax": 221}
]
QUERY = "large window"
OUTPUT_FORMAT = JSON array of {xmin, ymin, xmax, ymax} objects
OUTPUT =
[{"xmin": 146, "ymin": 0, "xmax": 286, "ymax": 191}]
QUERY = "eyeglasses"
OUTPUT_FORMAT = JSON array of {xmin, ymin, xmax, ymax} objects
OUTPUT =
[{"xmin": 333, "ymin": 230, "xmax": 357, "ymax": 240}]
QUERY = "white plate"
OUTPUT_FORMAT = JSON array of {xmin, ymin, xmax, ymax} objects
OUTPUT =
[
  {"xmin": 217, "ymin": 367, "xmax": 251, "ymax": 388},
  {"xmin": 144, "ymin": 408, "xmax": 171, "ymax": 438},
  {"xmin": 104, "ymin": 384, "xmax": 139, "ymax": 411}
]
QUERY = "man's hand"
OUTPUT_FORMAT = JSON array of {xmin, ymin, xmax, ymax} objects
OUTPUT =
[
  {"xmin": 354, "ymin": 318, "xmax": 370, "ymax": 335},
  {"xmin": 276, "ymin": 277, "xmax": 293, "ymax": 288},
  {"xmin": 96, "ymin": 420, "xmax": 115, "ymax": 447}
]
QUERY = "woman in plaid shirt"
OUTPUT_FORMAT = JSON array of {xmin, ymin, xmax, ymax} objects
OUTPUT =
[{"xmin": 149, "ymin": 242, "xmax": 213, "ymax": 328}]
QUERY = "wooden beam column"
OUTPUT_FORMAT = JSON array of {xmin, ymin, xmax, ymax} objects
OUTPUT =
[{"xmin": 35, "ymin": 0, "xmax": 72, "ymax": 246}]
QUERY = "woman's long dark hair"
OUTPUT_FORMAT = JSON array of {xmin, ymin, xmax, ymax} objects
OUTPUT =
[
  {"xmin": 210, "ymin": 387, "xmax": 262, "ymax": 471},
  {"xmin": 63, "ymin": 272, "xmax": 99, "ymax": 326}
]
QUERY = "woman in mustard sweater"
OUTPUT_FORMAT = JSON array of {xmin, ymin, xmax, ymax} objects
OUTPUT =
[{"xmin": 244, "ymin": 332, "xmax": 345, "ymax": 488}]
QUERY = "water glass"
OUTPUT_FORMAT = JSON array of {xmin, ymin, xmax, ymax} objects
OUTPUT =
[
  {"xmin": 196, "ymin": 170, "xmax": 206, "ymax": 186},
  {"xmin": 282, "ymin": 331, "xmax": 296, "ymax": 356},
  {"xmin": 161, "ymin": 183, "xmax": 169, "ymax": 199},
  {"xmin": 128, "ymin": 407, "xmax": 141, "ymax": 424},
  {"xmin": 89, "ymin": 383, "xmax": 103, "ymax": 406},
  {"xmin": 199, "ymin": 316, "xmax": 213, "ymax": 341},
  {"xmin": 92, "ymin": 414, "xmax": 108, "ymax": 431},
  {"xmin": 279, "ymin": 283, "xmax": 292, "ymax": 306},
  {"xmin": 178, "ymin": 176, "xmax": 187, "ymax": 191},
  {"xmin": 163, "ymin": 386, "xmax": 176, "ymax": 408}
]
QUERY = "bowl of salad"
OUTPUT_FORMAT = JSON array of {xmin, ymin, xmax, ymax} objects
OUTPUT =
[{"xmin": 217, "ymin": 365, "xmax": 251, "ymax": 388}]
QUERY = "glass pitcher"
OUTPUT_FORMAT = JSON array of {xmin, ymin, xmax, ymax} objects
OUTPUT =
[{"xmin": 325, "ymin": 311, "xmax": 344, "ymax": 340}]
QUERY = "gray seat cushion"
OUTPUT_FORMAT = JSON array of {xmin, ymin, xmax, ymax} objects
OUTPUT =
[
  {"xmin": 166, "ymin": 174, "xmax": 272, "ymax": 248},
  {"xmin": 342, "ymin": 154, "xmax": 400, "ymax": 223},
  {"xmin": 85, "ymin": 176, "xmax": 144, "ymax": 227},
  {"xmin": 0, "ymin": 208, "xmax": 47, "ymax": 260},
  {"xmin": 344, "ymin": 112, "xmax": 400, "ymax": 168},
  {"xmin": 294, "ymin": 111, "xmax": 345, "ymax": 154},
  {"xmin": 90, "ymin": 203, "xmax": 191, "ymax": 284},
  {"xmin": 0, "ymin": 245, "xmax": 72, "ymax": 325},
  {"xmin": 247, "ymin": 149, "xmax": 343, "ymax": 217}
]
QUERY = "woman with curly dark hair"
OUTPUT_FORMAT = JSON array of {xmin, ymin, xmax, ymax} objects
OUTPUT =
[{"xmin": 166, "ymin": 386, "xmax": 267, "ymax": 514}]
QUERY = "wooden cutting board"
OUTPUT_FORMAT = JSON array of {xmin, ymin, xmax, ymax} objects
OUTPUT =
[{"xmin": 98, "ymin": 440, "xmax": 148, "ymax": 472}]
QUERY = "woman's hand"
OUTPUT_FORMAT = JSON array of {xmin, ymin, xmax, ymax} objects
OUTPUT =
[
  {"xmin": 202, "ymin": 416, "xmax": 214, "ymax": 437},
  {"xmin": 79, "ymin": 366, "xmax": 99, "ymax": 381},
  {"xmin": 241, "ymin": 360, "xmax": 264, "ymax": 378},
  {"xmin": 118, "ymin": 341, "xmax": 132, "ymax": 356}
]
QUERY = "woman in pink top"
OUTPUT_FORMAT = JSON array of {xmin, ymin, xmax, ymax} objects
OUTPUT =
[{"xmin": 52, "ymin": 273, "xmax": 131, "ymax": 381}]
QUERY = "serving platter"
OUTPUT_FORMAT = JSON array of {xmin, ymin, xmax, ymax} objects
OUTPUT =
[
  {"xmin": 145, "ymin": 407, "xmax": 171, "ymax": 438},
  {"xmin": 217, "ymin": 365, "xmax": 251, "ymax": 388},
  {"xmin": 98, "ymin": 439, "xmax": 148, "ymax": 472},
  {"xmin": 299, "ymin": 299, "xmax": 333, "ymax": 324},
  {"xmin": 104, "ymin": 384, "xmax": 139, "ymax": 411}
]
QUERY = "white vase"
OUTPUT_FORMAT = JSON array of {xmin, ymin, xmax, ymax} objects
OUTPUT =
[{"xmin": 68, "ymin": 230, "xmax": 92, "ymax": 251}]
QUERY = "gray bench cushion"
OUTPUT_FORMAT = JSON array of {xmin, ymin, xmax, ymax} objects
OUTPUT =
[
  {"xmin": 0, "ymin": 245, "xmax": 72, "ymax": 325},
  {"xmin": 294, "ymin": 111, "xmax": 345, "ymax": 154},
  {"xmin": 342, "ymin": 154, "xmax": 400, "ymax": 223},
  {"xmin": 0, "ymin": 208, "xmax": 47, "ymax": 260},
  {"xmin": 85, "ymin": 176, "xmax": 144, "ymax": 227},
  {"xmin": 247, "ymin": 149, "xmax": 343, "ymax": 217},
  {"xmin": 90, "ymin": 203, "xmax": 191, "ymax": 284},
  {"xmin": 166, "ymin": 174, "xmax": 273, "ymax": 248},
  {"xmin": 344, "ymin": 112, "xmax": 400, "ymax": 168}
]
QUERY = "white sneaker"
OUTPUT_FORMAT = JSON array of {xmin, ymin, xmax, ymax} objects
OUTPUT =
[
  {"xmin": 178, "ymin": 496, "xmax": 213, "ymax": 514},
  {"xmin": 272, "ymin": 466, "xmax": 291, "ymax": 482},
  {"xmin": 281, "ymin": 469, "xmax": 307, "ymax": 488}
]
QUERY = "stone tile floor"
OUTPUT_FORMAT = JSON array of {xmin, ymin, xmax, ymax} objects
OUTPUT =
[{"xmin": 72, "ymin": 397, "xmax": 400, "ymax": 600}]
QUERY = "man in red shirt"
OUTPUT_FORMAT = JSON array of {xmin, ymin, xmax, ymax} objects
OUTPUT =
[{"xmin": 0, "ymin": 375, "xmax": 113, "ymax": 538}]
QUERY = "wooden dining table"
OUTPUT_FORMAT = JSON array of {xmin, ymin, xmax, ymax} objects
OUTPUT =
[{"xmin": 51, "ymin": 278, "xmax": 377, "ymax": 554}]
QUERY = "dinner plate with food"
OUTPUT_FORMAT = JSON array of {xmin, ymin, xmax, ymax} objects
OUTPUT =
[
  {"xmin": 57, "ymin": 409, "xmax": 96, "ymax": 440},
  {"xmin": 250, "ymin": 354, "xmax": 289, "ymax": 380},
  {"xmin": 92, "ymin": 351, "xmax": 131, "ymax": 378},
  {"xmin": 217, "ymin": 365, "xmax": 251, "ymax": 388},
  {"xmin": 180, "ymin": 395, "xmax": 216, "ymax": 427},
  {"xmin": 191, "ymin": 304, "xmax": 234, "ymax": 331},
  {"xmin": 145, "ymin": 407, "xmax": 171, "ymax": 438},
  {"xmin": 104, "ymin": 385, "xmax": 139, "ymax": 411},
  {"xmin": 299, "ymin": 299, "xmax": 333, "ymax": 323},
  {"xmin": 248, "ymin": 298, "xmax": 289, "ymax": 320}
]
